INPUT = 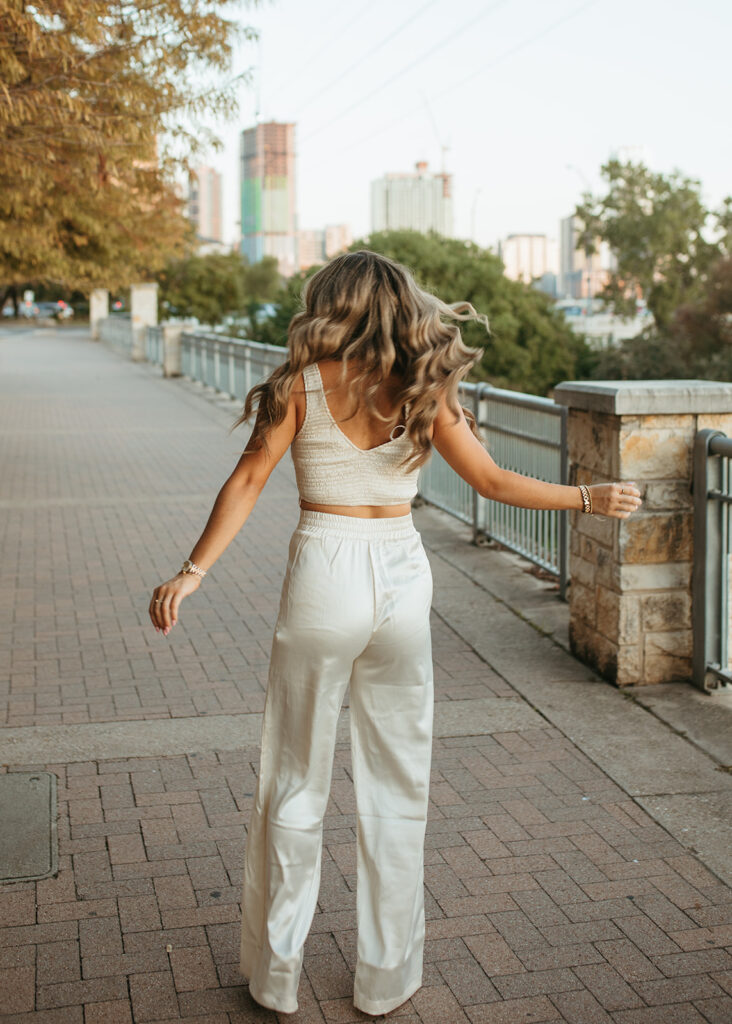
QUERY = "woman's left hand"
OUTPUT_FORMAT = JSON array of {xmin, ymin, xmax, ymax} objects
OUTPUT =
[{"xmin": 589, "ymin": 481, "xmax": 643, "ymax": 518}]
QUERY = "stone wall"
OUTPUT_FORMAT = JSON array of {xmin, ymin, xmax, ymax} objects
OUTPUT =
[{"xmin": 555, "ymin": 381, "xmax": 732, "ymax": 686}]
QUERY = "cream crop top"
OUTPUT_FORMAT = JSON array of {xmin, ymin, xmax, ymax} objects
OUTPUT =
[{"xmin": 290, "ymin": 363, "xmax": 423, "ymax": 506}]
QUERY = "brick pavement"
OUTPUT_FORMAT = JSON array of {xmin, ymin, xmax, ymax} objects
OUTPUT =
[{"xmin": 1, "ymin": 328, "xmax": 731, "ymax": 1023}]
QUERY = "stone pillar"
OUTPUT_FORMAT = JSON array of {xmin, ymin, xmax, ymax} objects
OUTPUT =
[
  {"xmin": 161, "ymin": 321, "xmax": 194, "ymax": 378},
  {"xmin": 89, "ymin": 289, "xmax": 108, "ymax": 340},
  {"xmin": 130, "ymin": 282, "xmax": 158, "ymax": 362},
  {"xmin": 554, "ymin": 379, "xmax": 732, "ymax": 686}
]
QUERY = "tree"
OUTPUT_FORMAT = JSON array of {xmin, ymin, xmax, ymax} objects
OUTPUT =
[
  {"xmin": 0, "ymin": 0, "xmax": 255, "ymax": 300},
  {"xmin": 590, "ymin": 257, "xmax": 732, "ymax": 382},
  {"xmin": 241, "ymin": 232, "xmax": 591, "ymax": 397},
  {"xmin": 575, "ymin": 160, "xmax": 731, "ymax": 330},
  {"xmin": 157, "ymin": 253, "xmax": 280, "ymax": 326}
]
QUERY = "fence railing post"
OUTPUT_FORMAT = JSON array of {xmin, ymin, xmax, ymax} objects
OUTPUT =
[
  {"xmin": 558, "ymin": 406, "xmax": 569, "ymax": 601},
  {"xmin": 692, "ymin": 429, "xmax": 728, "ymax": 690},
  {"xmin": 471, "ymin": 384, "xmax": 483, "ymax": 545}
]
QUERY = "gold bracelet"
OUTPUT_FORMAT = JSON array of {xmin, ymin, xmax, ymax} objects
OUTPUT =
[{"xmin": 578, "ymin": 484, "xmax": 593, "ymax": 514}]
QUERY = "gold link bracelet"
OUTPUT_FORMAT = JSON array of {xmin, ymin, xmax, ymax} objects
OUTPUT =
[{"xmin": 578, "ymin": 484, "xmax": 593, "ymax": 514}]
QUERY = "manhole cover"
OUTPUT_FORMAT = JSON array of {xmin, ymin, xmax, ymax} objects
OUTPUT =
[{"xmin": 0, "ymin": 772, "xmax": 58, "ymax": 883}]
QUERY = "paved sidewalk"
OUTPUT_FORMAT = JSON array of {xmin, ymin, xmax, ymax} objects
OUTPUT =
[{"xmin": 1, "ymin": 327, "xmax": 731, "ymax": 1024}]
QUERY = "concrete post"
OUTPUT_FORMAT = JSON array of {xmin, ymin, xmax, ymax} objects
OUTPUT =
[
  {"xmin": 554, "ymin": 379, "xmax": 732, "ymax": 686},
  {"xmin": 161, "ymin": 321, "xmax": 195, "ymax": 378},
  {"xmin": 130, "ymin": 282, "xmax": 158, "ymax": 362},
  {"xmin": 89, "ymin": 289, "xmax": 108, "ymax": 340}
]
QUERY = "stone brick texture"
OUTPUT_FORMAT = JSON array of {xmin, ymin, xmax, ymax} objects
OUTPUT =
[
  {"xmin": 566, "ymin": 405, "xmax": 732, "ymax": 686},
  {"xmin": 1, "ymin": 330, "xmax": 731, "ymax": 1023}
]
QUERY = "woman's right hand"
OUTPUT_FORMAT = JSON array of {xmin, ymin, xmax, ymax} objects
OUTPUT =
[
  {"xmin": 149, "ymin": 572, "xmax": 201, "ymax": 636},
  {"xmin": 589, "ymin": 481, "xmax": 643, "ymax": 519}
]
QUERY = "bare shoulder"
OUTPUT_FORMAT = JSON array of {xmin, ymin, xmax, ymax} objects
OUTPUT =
[{"xmin": 433, "ymin": 385, "xmax": 467, "ymax": 429}]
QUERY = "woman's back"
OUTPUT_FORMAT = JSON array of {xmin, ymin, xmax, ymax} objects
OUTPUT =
[
  {"xmin": 303, "ymin": 358, "xmax": 410, "ymax": 451},
  {"xmin": 291, "ymin": 359, "xmax": 424, "ymax": 510}
]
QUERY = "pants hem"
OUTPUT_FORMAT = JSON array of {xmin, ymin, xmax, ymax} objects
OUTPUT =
[
  {"xmin": 353, "ymin": 974, "xmax": 423, "ymax": 1016},
  {"xmin": 247, "ymin": 978, "xmax": 299, "ymax": 1015}
]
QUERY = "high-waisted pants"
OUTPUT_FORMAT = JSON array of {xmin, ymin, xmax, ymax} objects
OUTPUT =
[{"xmin": 239, "ymin": 509, "xmax": 434, "ymax": 1015}]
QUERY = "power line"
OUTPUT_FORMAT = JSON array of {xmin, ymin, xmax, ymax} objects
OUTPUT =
[
  {"xmin": 305, "ymin": 0, "xmax": 601, "ymax": 159},
  {"xmin": 292, "ymin": 0, "xmax": 444, "ymax": 117},
  {"xmin": 267, "ymin": 2, "xmax": 374, "ymax": 103},
  {"xmin": 433, "ymin": 0, "xmax": 601, "ymax": 106},
  {"xmin": 300, "ymin": 0, "xmax": 511, "ymax": 143}
]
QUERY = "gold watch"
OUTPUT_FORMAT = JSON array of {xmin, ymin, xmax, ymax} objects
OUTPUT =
[{"xmin": 180, "ymin": 559, "xmax": 206, "ymax": 578}]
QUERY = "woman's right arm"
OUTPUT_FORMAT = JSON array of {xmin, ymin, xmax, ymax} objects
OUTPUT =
[
  {"xmin": 149, "ymin": 389, "xmax": 300, "ymax": 635},
  {"xmin": 431, "ymin": 390, "xmax": 642, "ymax": 518}
]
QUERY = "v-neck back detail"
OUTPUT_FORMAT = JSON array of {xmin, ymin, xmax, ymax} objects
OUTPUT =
[
  {"xmin": 290, "ymin": 363, "xmax": 424, "ymax": 507},
  {"xmin": 309, "ymin": 362, "xmax": 409, "ymax": 453}
]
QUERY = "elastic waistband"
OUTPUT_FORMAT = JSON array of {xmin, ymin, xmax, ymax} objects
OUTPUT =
[{"xmin": 295, "ymin": 509, "xmax": 417, "ymax": 541}]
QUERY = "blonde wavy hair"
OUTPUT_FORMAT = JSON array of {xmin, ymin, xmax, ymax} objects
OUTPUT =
[{"xmin": 230, "ymin": 249, "xmax": 489, "ymax": 469}]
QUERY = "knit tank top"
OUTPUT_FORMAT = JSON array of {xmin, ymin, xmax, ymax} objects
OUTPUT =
[{"xmin": 290, "ymin": 363, "xmax": 422, "ymax": 506}]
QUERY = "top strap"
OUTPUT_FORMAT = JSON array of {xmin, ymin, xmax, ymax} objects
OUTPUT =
[{"xmin": 301, "ymin": 363, "xmax": 321, "ymax": 391}]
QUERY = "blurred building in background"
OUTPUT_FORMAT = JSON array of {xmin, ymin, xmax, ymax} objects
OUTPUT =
[
  {"xmin": 324, "ymin": 224, "xmax": 352, "ymax": 259},
  {"xmin": 499, "ymin": 233, "xmax": 558, "ymax": 296},
  {"xmin": 371, "ymin": 161, "xmax": 453, "ymax": 236},
  {"xmin": 559, "ymin": 214, "xmax": 615, "ymax": 299},
  {"xmin": 187, "ymin": 166, "xmax": 223, "ymax": 250},
  {"xmin": 240, "ymin": 121, "xmax": 297, "ymax": 277},
  {"xmin": 297, "ymin": 224, "xmax": 353, "ymax": 271}
]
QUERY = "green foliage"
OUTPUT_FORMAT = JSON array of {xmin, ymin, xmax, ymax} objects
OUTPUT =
[
  {"xmin": 156, "ymin": 253, "xmax": 279, "ymax": 325},
  {"xmin": 590, "ymin": 256, "xmax": 732, "ymax": 382},
  {"xmin": 575, "ymin": 160, "xmax": 730, "ymax": 330},
  {"xmin": 0, "ymin": 0, "xmax": 256, "ymax": 291},
  {"xmin": 243, "ymin": 271, "xmax": 309, "ymax": 346}
]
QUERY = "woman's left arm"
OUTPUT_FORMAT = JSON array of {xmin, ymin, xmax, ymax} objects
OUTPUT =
[{"xmin": 431, "ymin": 391, "xmax": 642, "ymax": 518}]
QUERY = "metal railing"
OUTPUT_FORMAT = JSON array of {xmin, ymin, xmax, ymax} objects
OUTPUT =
[
  {"xmin": 693, "ymin": 429, "xmax": 732, "ymax": 691},
  {"xmin": 180, "ymin": 332, "xmax": 287, "ymax": 399},
  {"xmin": 419, "ymin": 382, "xmax": 568, "ymax": 597},
  {"xmin": 99, "ymin": 315, "xmax": 133, "ymax": 355},
  {"xmin": 146, "ymin": 325, "xmax": 163, "ymax": 366}
]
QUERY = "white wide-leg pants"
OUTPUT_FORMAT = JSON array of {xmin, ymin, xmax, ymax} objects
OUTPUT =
[{"xmin": 240, "ymin": 509, "xmax": 434, "ymax": 1015}]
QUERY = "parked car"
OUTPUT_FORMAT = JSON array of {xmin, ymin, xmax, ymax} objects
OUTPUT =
[{"xmin": 35, "ymin": 300, "xmax": 74, "ymax": 320}]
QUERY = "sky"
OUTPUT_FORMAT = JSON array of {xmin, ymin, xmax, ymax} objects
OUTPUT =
[{"xmin": 199, "ymin": 0, "xmax": 732, "ymax": 251}]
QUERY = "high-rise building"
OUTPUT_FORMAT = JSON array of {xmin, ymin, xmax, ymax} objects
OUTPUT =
[
  {"xmin": 240, "ymin": 121, "xmax": 297, "ymax": 277},
  {"xmin": 187, "ymin": 166, "xmax": 222, "ymax": 244},
  {"xmin": 499, "ymin": 234, "xmax": 558, "ymax": 284},
  {"xmin": 297, "ymin": 224, "xmax": 353, "ymax": 271},
  {"xmin": 298, "ymin": 230, "xmax": 325, "ymax": 271},
  {"xmin": 559, "ymin": 215, "xmax": 614, "ymax": 300},
  {"xmin": 324, "ymin": 224, "xmax": 352, "ymax": 260},
  {"xmin": 370, "ymin": 161, "xmax": 452, "ymax": 236}
]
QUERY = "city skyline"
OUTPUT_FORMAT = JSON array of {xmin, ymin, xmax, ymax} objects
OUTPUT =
[{"xmin": 196, "ymin": 0, "xmax": 730, "ymax": 256}]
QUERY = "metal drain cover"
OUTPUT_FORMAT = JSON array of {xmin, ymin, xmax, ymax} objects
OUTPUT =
[{"xmin": 0, "ymin": 772, "xmax": 58, "ymax": 883}]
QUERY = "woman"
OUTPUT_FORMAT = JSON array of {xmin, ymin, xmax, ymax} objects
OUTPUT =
[{"xmin": 149, "ymin": 250, "xmax": 642, "ymax": 1017}]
